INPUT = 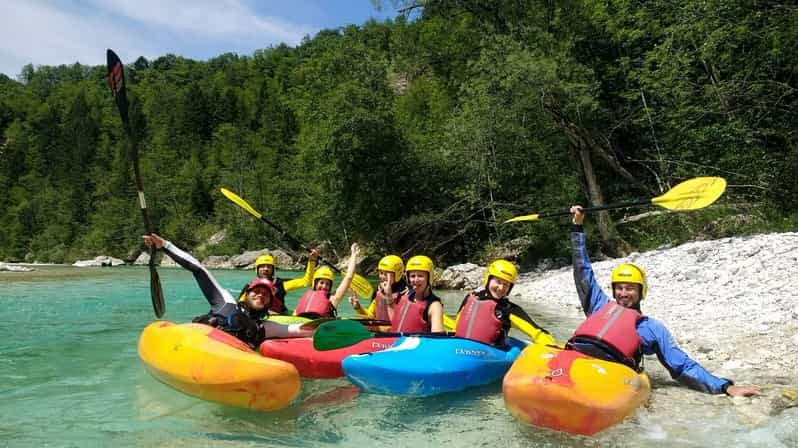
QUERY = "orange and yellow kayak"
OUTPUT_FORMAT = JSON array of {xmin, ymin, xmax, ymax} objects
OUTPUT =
[
  {"xmin": 503, "ymin": 343, "xmax": 651, "ymax": 436},
  {"xmin": 138, "ymin": 321, "xmax": 300, "ymax": 411}
]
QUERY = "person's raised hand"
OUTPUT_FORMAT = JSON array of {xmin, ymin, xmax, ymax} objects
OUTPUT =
[
  {"xmin": 570, "ymin": 205, "xmax": 585, "ymax": 225},
  {"xmin": 142, "ymin": 233, "xmax": 165, "ymax": 249}
]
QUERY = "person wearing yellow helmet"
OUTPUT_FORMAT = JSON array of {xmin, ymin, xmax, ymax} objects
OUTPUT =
[
  {"xmin": 453, "ymin": 260, "xmax": 555, "ymax": 347},
  {"xmin": 349, "ymin": 254, "xmax": 409, "ymax": 320},
  {"xmin": 566, "ymin": 205, "xmax": 760, "ymax": 397},
  {"xmin": 250, "ymin": 249, "xmax": 319, "ymax": 314},
  {"xmin": 293, "ymin": 243, "xmax": 361, "ymax": 319},
  {"xmin": 142, "ymin": 234, "xmax": 312, "ymax": 349},
  {"xmin": 389, "ymin": 255, "xmax": 444, "ymax": 333}
]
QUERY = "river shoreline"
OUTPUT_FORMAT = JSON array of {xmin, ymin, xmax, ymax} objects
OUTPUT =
[{"xmin": 510, "ymin": 231, "xmax": 798, "ymax": 422}]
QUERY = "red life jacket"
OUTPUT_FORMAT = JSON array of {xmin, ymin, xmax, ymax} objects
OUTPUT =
[
  {"xmin": 373, "ymin": 289, "xmax": 401, "ymax": 321},
  {"xmin": 455, "ymin": 294, "xmax": 503, "ymax": 345},
  {"xmin": 570, "ymin": 302, "xmax": 643, "ymax": 362},
  {"xmin": 295, "ymin": 289, "xmax": 334, "ymax": 318},
  {"xmin": 268, "ymin": 278, "xmax": 288, "ymax": 314},
  {"xmin": 390, "ymin": 293, "xmax": 430, "ymax": 332}
]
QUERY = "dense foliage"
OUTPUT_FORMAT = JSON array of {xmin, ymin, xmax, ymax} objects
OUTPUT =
[{"xmin": 1, "ymin": 0, "xmax": 796, "ymax": 266}]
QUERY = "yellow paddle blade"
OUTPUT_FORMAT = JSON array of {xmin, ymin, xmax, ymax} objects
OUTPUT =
[
  {"xmin": 349, "ymin": 273, "xmax": 374, "ymax": 299},
  {"xmin": 443, "ymin": 314, "xmax": 457, "ymax": 331},
  {"xmin": 220, "ymin": 188, "xmax": 262, "ymax": 219},
  {"xmin": 503, "ymin": 213, "xmax": 540, "ymax": 224},
  {"xmin": 652, "ymin": 177, "xmax": 726, "ymax": 211}
]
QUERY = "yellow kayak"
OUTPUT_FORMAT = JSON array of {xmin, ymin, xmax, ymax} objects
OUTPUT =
[
  {"xmin": 503, "ymin": 343, "xmax": 650, "ymax": 435},
  {"xmin": 138, "ymin": 321, "xmax": 301, "ymax": 411}
]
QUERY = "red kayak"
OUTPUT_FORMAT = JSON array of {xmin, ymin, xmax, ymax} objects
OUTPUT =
[{"xmin": 259, "ymin": 337, "xmax": 398, "ymax": 378}]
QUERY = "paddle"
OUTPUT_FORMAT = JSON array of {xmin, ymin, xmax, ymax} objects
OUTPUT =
[
  {"xmin": 299, "ymin": 317, "xmax": 391, "ymax": 330},
  {"xmin": 504, "ymin": 177, "xmax": 727, "ymax": 223},
  {"xmin": 106, "ymin": 49, "xmax": 165, "ymax": 318},
  {"xmin": 312, "ymin": 319, "xmax": 452, "ymax": 351},
  {"xmin": 220, "ymin": 187, "xmax": 374, "ymax": 298}
]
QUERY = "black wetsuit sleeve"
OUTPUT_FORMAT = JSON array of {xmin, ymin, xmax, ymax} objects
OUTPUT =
[{"xmin": 162, "ymin": 240, "xmax": 235, "ymax": 311}]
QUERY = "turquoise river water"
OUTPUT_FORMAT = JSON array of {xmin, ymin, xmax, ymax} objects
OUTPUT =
[{"xmin": 0, "ymin": 266, "xmax": 795, "ymax": 447}]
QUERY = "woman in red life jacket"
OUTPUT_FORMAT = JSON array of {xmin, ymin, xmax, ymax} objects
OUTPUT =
[
  {"xmin": 567, "ymin": 205, "xmax": 760, "ymax": 397},
  {"xmin": 454, "ymin": 260, "xmax": 555, "ymax": 347},
  {"xmin": 390, "ymin": 255, "xmax": 444, "ymax": 333},
  {"xmin": 349, "ymin": 254, "xmax": 409, "ymax": 321},
  {"xmin": 293, "ymin": 243, "xmax": 361, "ymax": 319}
]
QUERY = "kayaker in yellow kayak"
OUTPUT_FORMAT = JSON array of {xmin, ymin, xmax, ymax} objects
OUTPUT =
[
  {"xmin": 453, "ymin": 259, "xmax": 555, "ymax": 347},
  {"xmin": 389, "ymin": 255, "xmax": 445, "ymax": 333},
  {"xmin": 251, "ymin": 249, "xmax": 319, "ymax": 314},
  {"xmin": 349, "ymin": 254, "xmax": 409, "ymax": 320},
  {"xmin": 293, "ymin": 243, "xmax": 361, "ymax": 319},
  {"xmin": 566, "ymin": 206, "xmax": 760, "ymax": 397},
  {"xmin": 143, "ymin": 233, "xmax": 313, "ymax": 348}
]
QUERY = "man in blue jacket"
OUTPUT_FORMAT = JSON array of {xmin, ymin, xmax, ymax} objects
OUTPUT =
[{"xmin": 567, "ymin": 205, "xmax": 759, "ymax": 397}]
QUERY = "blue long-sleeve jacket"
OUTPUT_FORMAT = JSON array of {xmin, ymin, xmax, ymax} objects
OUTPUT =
[{"xmin": 571, "ymin": 226, "xmax": 731, "ymax": 394}]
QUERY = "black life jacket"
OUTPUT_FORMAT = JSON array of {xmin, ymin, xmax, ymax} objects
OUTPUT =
[{"xmin": 192, "ymin": 304, "xmax": 266, "ymax": 349}]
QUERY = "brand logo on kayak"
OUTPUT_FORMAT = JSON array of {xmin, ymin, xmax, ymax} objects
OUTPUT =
[
  {"xmin": 371, "ymin": 342, "xmax": 391, "ymax": 349},
  {"xmin": 455, "ymin": 348, "xmax": 488, "ymax": 357}
]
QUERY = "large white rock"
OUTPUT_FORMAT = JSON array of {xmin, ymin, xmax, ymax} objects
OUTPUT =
[
  {"xmin": 73, "ymin": 256, "xmax": 125, "ymax": 267},
  {"xmin": 133, "ymin": 252, "xmax": 150, "ymax": 265},
  {"xmin": 436, "ymin": 263, "xmax": 486, "ymax": 290},
  {"xmin": 0, "ymin": 262, "xmax": 35, "ymax": 272}
]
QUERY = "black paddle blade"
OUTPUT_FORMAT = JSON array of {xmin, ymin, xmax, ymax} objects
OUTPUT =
[
  {"xmin": 106, "ymin": 49, "xmax": 129, "ymax": 123},
  {"xmin": 149, "ymin": 265, "xmax": 165, "ymax": 318}
]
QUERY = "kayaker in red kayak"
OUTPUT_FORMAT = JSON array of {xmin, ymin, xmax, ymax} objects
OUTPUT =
[
  {"xmin": 142, "ymin": 233, "xmax": 313, "ymax": 348},
  {"xmin": 349, "ymin": 254, "xmax": 409, "ymax": 321},
  {"xmin": 390, "ymin": 255, "xmax": 445, "ymax": 333},
  {"xmin": 250, "ymin": 249, "xmax": 319, "ymax": 314},
  {"xmin": 453, "ymin": 259, "xmax": 555, "ymax": 347},
  {"xmin": 566, "ymin": 206, "xmax": 760, "ymax": 397},
  {"xmin": 293, "ymin": 243, "xmax": 361, "ymax": 319}
]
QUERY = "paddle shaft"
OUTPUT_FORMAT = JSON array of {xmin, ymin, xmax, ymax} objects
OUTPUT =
[
  {"xmin": 254, "ymin": 214, "xmax": 347, "ymax": 276},
  {"xmin": 107, "ymin": 49, "xmax": 164, "ymax": 317},
  {"xmin": 538, "ymin": 199, "xmax": 651, "ymax": 219}
]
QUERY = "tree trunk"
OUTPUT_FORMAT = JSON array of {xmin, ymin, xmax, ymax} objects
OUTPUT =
[
  {"xmin": 573, "ymin": 142, "xmax": 631, "ymax": 257},
  {"xmin": 544, "ymin": 95, "xmax": 633, "ymax": 257}
]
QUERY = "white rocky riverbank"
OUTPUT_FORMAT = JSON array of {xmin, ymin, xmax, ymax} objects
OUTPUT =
[{"xmin": 508, "ymin": 231, "xmax": 798, "ymax": 419}]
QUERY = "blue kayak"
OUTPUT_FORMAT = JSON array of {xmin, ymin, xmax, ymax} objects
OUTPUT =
[{"xmin": 342, "ymin": 335, "xmax": 528, "ymax": 396}]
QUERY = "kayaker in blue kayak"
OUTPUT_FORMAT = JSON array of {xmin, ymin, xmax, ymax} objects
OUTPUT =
[
  {"xmin": 389, "ymin": 255, "xmax": 445, "ymax": 332},
  {"xmin": 453, "ymin": 259, "xmax": 556, "ymax": 347},
  {"xmin": 566, "ymin": 206, "xmax": 760, "ymax": 397},
  {"xmin": 294, "ymin": 243, "xmax": 361, "ymax": 319},
  {"xmin": 142, "ymin": 233, "xmax": 313, "ymax": 348},
  {"xmin": 250, "ymin": 249, "xmax": 319, "ymax": 314},
  {"xmin": 349, "ymin": 254, "xmax": 409, "ymax": 320}
]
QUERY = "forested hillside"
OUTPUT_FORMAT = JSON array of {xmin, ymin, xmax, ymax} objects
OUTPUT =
[{"xmin": 1, "ymin": 0, "xmax": 795, "ymax": 265}]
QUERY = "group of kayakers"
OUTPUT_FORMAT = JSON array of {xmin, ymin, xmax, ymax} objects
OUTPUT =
[{"xmin": 141, "ymin": 204, "xmax": 760, "ymax": 398}]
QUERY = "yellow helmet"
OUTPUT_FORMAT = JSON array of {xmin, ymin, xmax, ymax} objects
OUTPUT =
[
  {"xmin": 378, "ymin": 255, "xmax": 404, "ymax": 280},
  {"xmin": 313, "ymin": 266, "xmax": 335, "ymax": 288},
  {"xmin": 484, "ymin": 259, "xmax": 517, "ymax": 286},
  {"xmin": 406, "ymin": 255, "xmax": 434, "ymax": 283},
  {"xmin": 255, "ymin": 254, "xmax": 275, "ymax": 270},
  {"xmin": 611, "ymin": 263, "xmax": 647, "ymax": 299}
]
